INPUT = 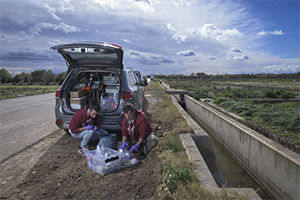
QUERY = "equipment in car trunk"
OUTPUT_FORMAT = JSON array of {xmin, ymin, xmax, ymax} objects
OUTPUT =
[
  {"xmin": 69, "ymin": 87, "xmax": 86, "ymax": 109},
  {"xmin": 70, "ymin": 96, "xmax": 86, "ymax": 109},
  {"xmin": 89, "ymin": 73, "xmax": 106, "ymax": 105}
]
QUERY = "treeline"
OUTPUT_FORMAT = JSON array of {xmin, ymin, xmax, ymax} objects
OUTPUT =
[
  {"xmin": 156, "ymin": 72, "xmax": 300, "ymax": 81},
  {"xmin": 0, "ymin": 68, "xmax": 67, "ymax": 85}
]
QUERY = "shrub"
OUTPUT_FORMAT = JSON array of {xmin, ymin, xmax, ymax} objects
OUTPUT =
[
  {"xmin": 263, "ymin": 90, "xmax": 277, "ymax": 98},
  {"xmin": 193, "ymin": 94, "xmax": 200, "ymax": 100},
  {"xmin": 165, "ymin": 132, "xmax": 184, "ymax": 153},
  {"xmin": 163, "ymin": 163, "xmax": 191, "ymax": 189},
  {"xmin": 281, "ymin": 92, "xmax": 296, "ymax": 99}
]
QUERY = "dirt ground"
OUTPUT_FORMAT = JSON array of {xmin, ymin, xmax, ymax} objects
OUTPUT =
[{"xmin": 0, "ymin": 90, "xmax": 169, "ymax": 199}]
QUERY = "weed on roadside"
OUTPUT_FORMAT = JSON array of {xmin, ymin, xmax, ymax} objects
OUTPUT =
[
  {"xmin": 148, "ymin": 82, "xmax": 247, "ymax": 199},
  {"xmin": 214, "ymin": 97, "xmax": 300, "ymax": 145},
  {"xmin": 0, "ymin": 85, "xmax": 59, "ymax": 99}
]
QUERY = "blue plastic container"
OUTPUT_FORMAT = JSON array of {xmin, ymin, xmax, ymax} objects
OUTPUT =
[{"xmin": 99, "ymin": 134, "xmax": 116, "ymax": 149}]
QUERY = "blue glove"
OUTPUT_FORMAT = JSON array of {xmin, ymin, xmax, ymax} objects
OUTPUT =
[
  {"xmin": 93, "ymin": 126, "xmax": 98, "ymax": 132},
  {"xmin": 84, "ymin": 125, "xmax": 93, "ymax": 130},
  {"xmin": 130, "ymin": 143, "xmax": 140, "ymax": 152},
  {"xmin": 121, "ymin": 142, "xmax": 128, "ymax": 150}
]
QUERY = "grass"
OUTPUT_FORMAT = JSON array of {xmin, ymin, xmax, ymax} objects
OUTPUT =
[
  {"xmin": 214, "ymin": 98, "xmax": 300, "ymax": 145},
  {"xmin": 146, "ymin": 81, "xmax": 248, "ymax": 199},
  {"xmin": 0, "ymin": 85, "xmax": 59, "ymax": 99},
  {"xmin": 161, "ymin": 79, "xmax": 300, "ymax": 146}
]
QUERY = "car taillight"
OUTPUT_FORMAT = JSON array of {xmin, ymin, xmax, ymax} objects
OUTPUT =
[
  {"xmin": 55, "ymin": 89, "xmax": 61, "ymax": 99},
  {"xmin": 123, "ymin": 91, "xmax": 134, "ymax": 100},
  {"xmin": 56, "ymin": 119, "xmax": 62, "ymax": 126}
]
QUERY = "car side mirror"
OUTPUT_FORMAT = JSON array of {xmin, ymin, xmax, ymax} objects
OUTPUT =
[{"xmin": 141, "ymin": 80, "xmax": 148, "ymax": 86}]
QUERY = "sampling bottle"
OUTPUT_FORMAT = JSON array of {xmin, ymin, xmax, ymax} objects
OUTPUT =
[
  {"xmin": 124, "ymin": 150, "xmax": 131, "ymax": 166},
  {"xmin": 113, "ymin": 92, "xmax": 118, "ymax": 103}
]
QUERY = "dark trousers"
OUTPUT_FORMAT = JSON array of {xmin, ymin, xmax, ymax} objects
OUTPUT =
[{"xmin": 127, "ymin": 132, "xmax": 158, "ymax": 154}]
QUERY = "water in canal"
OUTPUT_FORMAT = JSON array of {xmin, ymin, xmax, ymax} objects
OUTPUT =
[{"xmin": 188, "ymin": 111, "xmax": 273, "ymax": 200}]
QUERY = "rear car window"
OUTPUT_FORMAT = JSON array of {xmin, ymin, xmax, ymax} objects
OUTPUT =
[
  {"xmin": 69, "ymin": 52, "xmax": 118, "ymax": 62},
  {"xmin": 60, "ymin": 48, "xmax": 119, "ymax": 65},
  {"xmin": 128, "ymin": 71, "xmax": 138, "ymax": 87}
]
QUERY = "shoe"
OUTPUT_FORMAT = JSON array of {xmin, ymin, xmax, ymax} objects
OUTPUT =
[
  {"xmin": 139, "ymin": 152, "xmax": 147, "ymax": 160},
  {"xmin": 78, "ymin": 147, "xmax": 86, "ymax": 155}
]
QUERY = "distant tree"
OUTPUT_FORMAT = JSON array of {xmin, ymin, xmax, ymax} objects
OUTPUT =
[
  {"xmin": 55, "ymin": 72, "xmax": 67, "ymax": 85},
  {"xmin": 43, "ymin": 70, "xmax": 55, "ymax": 84},
  {"xmin": 22, "ymin": 72, "xmax": 31, "ymax": 83},
  {"xmin": 13, "ymin": 74, "xmax": 21, "ymax": 83},
  {"xmin": 12, "ymin": 72, "xmax": 31, "ymax": 83},
  {"xmin": 30, "ymin": 69, "xmax": 55, "ymax": 84},
  {"xmin": 0, "ymin": 68, "xmax": 12, "ymax": 83},
  {"xmin": 31, "ymin": 70, "xmax": 45, "ymax": 83}
]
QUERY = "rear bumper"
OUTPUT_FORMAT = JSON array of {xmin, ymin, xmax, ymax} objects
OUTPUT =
[
  {"xmin": 55, "ymin": 102, "xmax": 124, "ymax": 131},
  {"xmin": 56, "ymin": 119, "xmax": 122, "ymax": 131},
  {"xmin": 55, "ymin": 112, "xmax": 123, "ymax": 131}
]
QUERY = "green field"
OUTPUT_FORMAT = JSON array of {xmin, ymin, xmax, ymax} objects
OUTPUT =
[
  {"xmin": 0, "ymin": 85, "xmax": 59, "ymax": 100},
  {"xmin": 162, "ymin": 78, "xmax": 300, "ymax": 147}
]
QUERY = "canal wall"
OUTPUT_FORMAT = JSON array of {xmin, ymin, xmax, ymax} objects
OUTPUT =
[
  {"xmin": 184, "ymin": 94, "xmax": 300, "ymax": 200},
  {"xmin": 170, "ymin": 95, "xmax": 262, "ymax": 199},
  {"xmin": 160, "ymin": 81, "xmax": 262, "ymax": 199}
]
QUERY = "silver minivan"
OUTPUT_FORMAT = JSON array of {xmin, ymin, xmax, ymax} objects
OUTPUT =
[{"xmin": 51, "ymin": 42, "xmax": 147, "ymax": 133}]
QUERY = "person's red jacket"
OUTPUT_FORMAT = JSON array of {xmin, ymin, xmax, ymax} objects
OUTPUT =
[
  {"xmin": 69, "ymin": 105, "xmax": 100, "ymax": 134},
  {"xmin": 121, "ymin": 109, "xmax": 153, "ymax": 141}
]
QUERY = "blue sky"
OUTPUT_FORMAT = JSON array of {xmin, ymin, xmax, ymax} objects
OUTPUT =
[{"xmin": 0, "ymin": 0, "xmax": 299, "ymax": 76}]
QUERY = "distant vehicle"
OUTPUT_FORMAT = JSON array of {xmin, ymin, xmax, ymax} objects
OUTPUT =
[
  {"xmin": 51, "ymin": 41, "xmax": 147, "ymax": 133},
  {"xmin": 150, "ymin": 74, "xmax": 155, "ymax": 80}
]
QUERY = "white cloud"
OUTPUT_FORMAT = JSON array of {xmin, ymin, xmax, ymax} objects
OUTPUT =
[
  {"xmin": 171, "ymin": 33, "xmax": 188, "ymax": 43},
  {"xmin": 177, "ymin": 50, "xmax": 195, "ymax": 56},
  {"xmin": 171, "ymin": 0, "xmax": 193, "ymax": 7},
  {"xmin": 43, "ymin": 3, "xmax": 62, "ymax": 20},
  {"xmin": 135, "ymin": 0, "xmax": 154, "ymax": 12},
  {"xmin": 199, "ymin": 23, "xmax": 243, "ymax": 41},
  {"xmin": 258, "ymin": 30, "xmax": 287, "ymax": 36},
  {"xmin": 225, "ymin": 54, "xmax": 249, "ymax": 61},
  {"xmin": 269, "ymin": 30, "xmax": 286, "ymax": 35},
  {"xmin": 58, "ymin": 0, "xmax": 75, "ymax": 12},
  {"xmin": 0, "ymin": 31, "xmax": 33, "ymax": 43},
  {"xmin": 90, "ymin": 0, "xmax": 153, "ymax": 12},
  {"xmin": 187, "ymin": 28, "xmax": 197, "ymax": 35},
  {"xmin": 257, "ymin": 31, "xmax": 268, "ymax": 36},
  {"xmin": 167, "ymin": 23, "xmax": 176, "ymax": 31},
  {"xmin": 127, "ymin": 50, "xmax": 174, "ymax": 65},
  {"xmin": 30, "ymin": 22, "xmax": 81, "ymax": 35},
  {"xmin": 226, "ymin": 47, "xmax": 248, "ymax": 60},
  {"xmin": 206, "ymin": 56, "xmax": 217, "ymax": 60},
  {"xmin": 122, "ymin": 39, "xmax": 132, "ymax": 43},
  {"xmin": 263, "ymin": 64, "xmax": 300, "ymax": 74},
  {"xmin": 46, "ymin": 39, "xmax": 64, "ymax": 46},
  {"xmin": 91, "ymin": 0, "xmax": 119, "ymax": 9},
  {"xmin": 229, "ymin": 47, "xmax": 243, "ymax": 53}
]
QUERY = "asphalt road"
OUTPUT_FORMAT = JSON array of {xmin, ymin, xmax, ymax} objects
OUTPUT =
[{"xmin": 0, "ymin": 93, "xmax": 59, "ymax": 163}]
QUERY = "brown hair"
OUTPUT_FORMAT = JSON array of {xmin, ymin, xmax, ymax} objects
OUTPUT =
[{"xmin": 123, "ymin": 103, "xmax": 135, "ymax": 113}]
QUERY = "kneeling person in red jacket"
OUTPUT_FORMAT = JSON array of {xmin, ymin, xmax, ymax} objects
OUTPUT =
[
  {"xmin": 121, "ymin": 103, "xmax": 158, "ymax": 159},
  {"xmin": 69, "ymin": 98, "xmax": 108, "ymax": 154}
]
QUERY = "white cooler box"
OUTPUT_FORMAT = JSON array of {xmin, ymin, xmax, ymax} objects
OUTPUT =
[{"xmin": 85, "ymin": 147, "xmax": 121, "ymax": 176}]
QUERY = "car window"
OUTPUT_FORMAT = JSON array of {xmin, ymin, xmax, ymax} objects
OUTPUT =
[
  {"xmin": 69, "ymin": 53, "xmax": 118, "ymax": 61},
  {"xmin": 128, "ymin": 71, "xmax": 138, "ymax": 87},
  {"xmin": 103, "ymin": 73, "xmax": 119, "ymax": 81}
]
